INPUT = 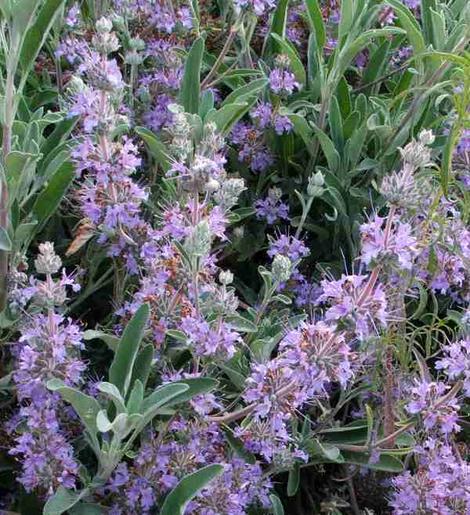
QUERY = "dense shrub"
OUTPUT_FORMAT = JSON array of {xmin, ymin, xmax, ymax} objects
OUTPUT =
[{"xmin": 0, "ymin": 0, "xmax": 469, "ymax": 513}]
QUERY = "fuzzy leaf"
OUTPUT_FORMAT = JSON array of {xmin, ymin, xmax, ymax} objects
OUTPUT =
[
  {"xmin": 43, "ymin": 487, "xmax": 87, "ymax": 515},
  {"xmin": 31, "ymin": 161, "xmax": 74, "ymax": 230},
  {"xmin": 303, "ymin": 0, "xmax": 325, "ymax": 48},
  {"xmin": 46, "ymin": 379, "xmax": 100, "ymax": 440},
  {"xmin": 160, "ymin": 464, "xmax": 224, "ymax": 515},
  {"xmin": 179, "ymin": 37, "xmax": 204, "ymax": 114},
  {"xmin": 109, "ymin": 304, "xmax": 150, "ymax": 396}
]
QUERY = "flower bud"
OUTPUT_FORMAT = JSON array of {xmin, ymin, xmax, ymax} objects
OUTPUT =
[
  {"xmin": 205, "ymin": 178, "xmax": 220, "ymax": 193},
  {"xmin": 219, "ymin": 270, "xmax": 234, "ymax": 285},
  {"xmin": 35, "ymin": 242, "xmax": 62, "ymax": 275},
  {"xmin": 233, "ymin": 226, "xmax": 244, "ymax": 239},
  {"xmin": 400, "ymin": 139, "xmax": 432, "ymax": 169},
  {"xmin": 110, "ymin": 13, "xmax": 125, "ymax": 30},
  {"xmin": 214, "ymin": 178, "xmax": 246, "ymax": 209},
  {"xmin": 274, "ymin": 54, "xmax": 291, "ymax": 69},
  {"xmin": 272, "ymin": 255, "xmax": 292, "ymax": 283},
  {"xmin": 66, "ymin": 75, "xmax": 86, "ymax": 95},
  {"xmin": 419, "ymin": 129, "xmax": 435, "ymax": 146},
  {"xmin": 96, "ymin": 17, "xmax": 113, "ymax": 33},
  {"xmin": 307, "ymin": 171, "xmax": 325, "ymax": 197},
  {"xmin": 129, "ymin": 37, "xmax": 145, "ymax": 51},
  {"xmin": 269, "ymin": 187, "xmax": 283, "ymax": 200}
]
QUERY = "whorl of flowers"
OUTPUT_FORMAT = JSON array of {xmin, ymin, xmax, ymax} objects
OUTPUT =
[
  {"xmin": 359, "ymin": 214, "xmax": 418, "ymax": 270},
  {"xmin": 318, "ymin": 274, "xmax": 388, "ymax": 340},
  {"xmin": 101, "ymin": 418, "xmax": 271, "ymax": 514},
  {"xmin": 8, "ymin": 243, "xmax": 84, "ymax": 494},
  {"xmin": 390, "ymin": 440, "xmax": 470, "ymax": 515},
  {"xmin": 254, "ymin": 187, "xmax": 290, "ymax": 225},
  {"xmin": 237, "ymin": 321, "xmax": 355, "ymax": 462},
  {"xmin": 436, "ymin": 338, "xmax": 470, "ymax": 396},
  {"xmin": 405, "ymin": 380, "xmax": 461, "ymax": 435},
  {"xmin": 66, "ymin": 19, "xmax": 149, "ymax": 270}
]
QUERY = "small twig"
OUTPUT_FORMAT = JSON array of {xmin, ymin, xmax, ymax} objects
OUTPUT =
[
  {"xmin": 208, "ymin": 380, "xmax": 296, "ymax": 424},
  {"xmin": 334, "ymin": 420, "xmax": 415, "ymax": 453},
  {"xmin": 201, "ymin": 27, "xmax": 238, "ymax": 90},
  {"xmin": 347, "ymin": 475, "xmax": 361, "ymax": 515},
  {"xmin": 354, "ymin": 62, "xmax": 411, "ymax": 93}
]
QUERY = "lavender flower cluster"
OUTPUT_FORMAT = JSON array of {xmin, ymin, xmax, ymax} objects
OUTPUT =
[{"xmin": 1, "ymin": 0, "xmax": 469, "ymax": 513}]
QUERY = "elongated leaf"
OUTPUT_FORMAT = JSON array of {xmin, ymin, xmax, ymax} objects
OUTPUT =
[
  {"xmin": 289, "ymin": 113, "xmax": 315, "ymax": 155},
  {"xmin": 270, "ymin": 494, "xmax": 285, "ymax": 515},
  {"xmin": 19, "ymin": 0, "xmax": 65, "ymax": 78},
  {"xmin": 69, "ymin": 503, "xmax": 104, "ymax": 515},
  {"xmin": 47, "ymin": 379, "xmax": 100, "ymax": 439},
  {"xmin": 335, "ymin": 28, "xmax": 404, "ymax": 86},
  {"xmin": 160, "ymin": 464, "xmax": 224, "ymax": 515},
  {"xmin": 329, "ymin": 96, "xmax": 343, "ymax": 152},
  {"xmin": 31, "ymin": 161, "xmax": 74, "ymax": 229},
  {"xmin": 303, "ymin": 0, "xmax": 325, "ymax": 48},
  {"xmin": 206, "ymin": 101, "xmax": 254, "ymax": 135},
  {"xmin": 199, "ymin": 89, "xmax": 215, "ymax": 119},
  {"xmin": 142, "ymin": 383, "xmax": 190, "ymax": 414},
  {"xmin": 97, "ymin": 382, "xmax": 126, "ymax": 413},
  {"xmin": 179, "ymin": 37, "xmax": 204, "ymax": 114},
  {"xmin": 362, "ymin": 39, "xmax": 391, "ymax": 91},
  {"xmin": 440, "ymin": 115, "xmax": 459, "ymax": 196},
  {"xmin": 342, "ymin": 451, "xmax": 403, "ymax": 472},
  {"xmin": 271, "ymin": 0, "xmax": 289, "ymax": 37},
  {"xmin": 0, "ymin": 227, "xmax": 12, "ymax": 251},
  {"xmin": 309, "ymin": 439, "xmax": 343, "ymax": 462},
  {"xmin": 226, "ymin": 314, "xmax": 257, "ymax": 333},
  {"xmin": 43, "ymin": 487, "xmax": 88, "ymax": 515},
  {"xmin": 338, "ymin": 0, "xmax": 353, "ymax": 43},
  {"xmin": 310, "ymin": 123, "xmax": 340, "ymax": 172},
  {"xmin": 222, "ymin": 78, "xmax": 268, "ymax": 106},
  {"xmin": 130, "ymin": 343, "xmax": 154, "ymax": 391},
  {"xmin": 287, "ymin": 463, "xmax": 300, "ymax": 496},
  {"xmin": 429, "ymin": 8, "xmax": 446, "ymax": 51},
  {"xmin": 135, "ymin": 127, "xmax": 171, "ymax": 172},
  {"xmin": 320, "ymin": 423, "xmax": 369, "ymax": 444},
  {"xmin": 385, "ymin": 0, "xmax": 425, "ymax": 56},
  {"xmin": 41, "ymin": 116, "xmax": 77, "ymax": 159},
  {"xmin": 164, "ymin": 377, "xmax": 218, "ymax": 406},
  {"xmin": 109, "ymin": 304, "xmax": 150, "ymax": 396},
  {"xmin": 83, "ymin": 330, "xmax": 120, "ymax": 352},
  {"xmin": 127, "ymin": 380, "xmax": 144, "ymax": 414}
]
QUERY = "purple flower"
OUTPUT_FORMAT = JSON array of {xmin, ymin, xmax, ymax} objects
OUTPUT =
[
  {"xmin": 240, "ymin": 321, "xmax": 355, "ymax": 462},
  {"xmin": 14, "ymin": 312, "xmax": 85, "ymax": 400},
  {"xmin": 9, "ymin": 399, "xmax": 80, "ymax": 492},
  {"xmin": 268, "ymin": 234, "xmax": 309, "ymax": 262},
  {"xmin": 65, "ymin": 4, "xmax": 80, "ymax": 27},
  {"xmin": 103, "ymin": 420, "xmax": 271, "ymax": 514},
  {"xmin": 251, "ymin": 103, "xmax": 293, "ymax": 135},
  {"xmin": 143, "ymin": 94, "xmax": 175, "ymax": 132},
  {"xmin": 234, "ymin": 0, "xmax": 276, "ymax": 15},
  {"xmin": 390, "ymin": 441, "xmax": 470, "ymax": 514},
  {"xmin": 180, "ymin": 315, "xmax": 240, "ymax": 358},
  {"xmin": 230, "ymin": 122, "xmax": 274, "ymax": 172},
  {"xmin": 360, "ymin": 214, "xmax": 418, "ymax": 270},
  {"xmin": 406, "ymin": 380, "xmax": 461, "ymax": 435},
  {"xmin": 272, "ymin": 114, "xmax": 293, "ymax": 135},
  {"xmin": 436, "ymin": 339, "xmax": 470, "ymax": 396},
  {"xmin": 254, "ymin": 188, "xmax": 290, "ymax": 224},
  {"xmin": 269, "ymin": 68, "xmax": 299, "ymax": 96},
  {"xmin": 318, "ymin": 274, "xmax": 388, "ymax": 339}
]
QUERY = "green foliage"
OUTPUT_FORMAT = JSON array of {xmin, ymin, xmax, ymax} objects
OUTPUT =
[{"xmin": 160, "ymin": 464, "xmax": 224, "ymax": 515}]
